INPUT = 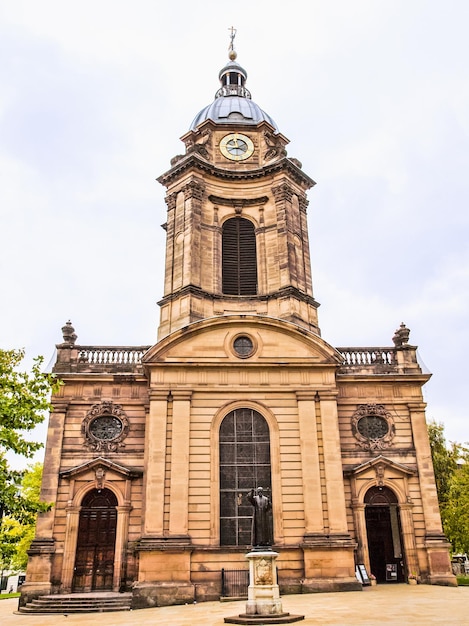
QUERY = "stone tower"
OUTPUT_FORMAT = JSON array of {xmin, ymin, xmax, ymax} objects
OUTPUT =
[{"xmin": 156, "ymin": 42, "xmax": 319, "ymax": 339}]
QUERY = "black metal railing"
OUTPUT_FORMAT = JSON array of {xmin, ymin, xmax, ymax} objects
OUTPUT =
[{"xmin": 221, "ymin": 568, "xmax": 249, "ymax": 598}]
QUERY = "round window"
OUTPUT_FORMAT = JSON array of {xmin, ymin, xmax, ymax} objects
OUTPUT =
[
  {"xmin": 89, "ymin": 415, "xmax": 123, "ymax": 441},
  {"xmin": 233, "ymin": 335, "xmax": 254, "ymax": 358},
  {"xmin": 357, "ymin": 415, "xmax": 389, "ymax": 440}
]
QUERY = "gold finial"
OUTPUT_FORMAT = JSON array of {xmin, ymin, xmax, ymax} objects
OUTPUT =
[{"xmin": 228, "ymin": 26, "xmax": 237, "ymax": 60}]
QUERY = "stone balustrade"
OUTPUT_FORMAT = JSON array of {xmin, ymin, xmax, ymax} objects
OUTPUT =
[
  {"xmin": 54, "ymin": 343, "xmax": 420, "ymax": 375},
  {"xmin": 53, "ymin": 345, "xmax": 151, "ymax": 374}
]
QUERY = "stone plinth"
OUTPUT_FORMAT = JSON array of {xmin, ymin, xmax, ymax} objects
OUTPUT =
[
  {"xmin": 245, "ymin": 550, "xmax": 282, "ymax": 616},
  {"xmin": 225, "ymin": 550, "xmax": 304, "ymax": 624}
]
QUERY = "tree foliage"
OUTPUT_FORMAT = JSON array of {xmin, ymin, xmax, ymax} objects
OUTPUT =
[
  {"xmin": 0, "ymin": 349, "xmax": 60, "ymax": 457},
  {"xmin": 427, "ymin": 421, "xmax": 461, "ymax": 505},
  {"xmin": 442, "ymin": 463, "xmax": 469, "ymax": 555},
  {"xmin": 0, "ymin": 463, "xmax": 45, "ymax": 572},
  {"xmin": 0, "ymin": 348, "xmax": 60, "ymax": 522},
  {"xmin": 428, "ymin": 420, "xmax": 469, "ymax": 554}
]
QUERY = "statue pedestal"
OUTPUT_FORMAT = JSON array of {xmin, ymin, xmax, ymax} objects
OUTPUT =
[
  {"xmin": 224, "ymin": 550, "xmax": 304, "ymax": 624},
  {"xmin": 245, "ymin": 550, "xmax": 282, "ymax": 616}
]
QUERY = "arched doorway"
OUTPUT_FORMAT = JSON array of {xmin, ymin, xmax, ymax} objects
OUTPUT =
[
  {"xmin": 365, "ymin": 486, "xmax": 405, "ymax": 583},
  {"xmin": 72, "ymin": 488, "xmax": 118, "ymax": 592}
]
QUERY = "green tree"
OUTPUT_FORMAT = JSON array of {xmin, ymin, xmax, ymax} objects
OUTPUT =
[
  {"xmin": 0, "ymin": 464, "xmax": 46, "ymax": 573},
  {"xmin": 0, "ymin": 464, "xmax": 46, "ymax": 572},
  {"xmin": 428, "ymin": 420, "xmax": 469, "ymax": 553},
  {"xmin": 427, "ymin": 421, "xmax": 461, "ymax": 506},
  {"xmin": 0, "ymin": 348, "xmax": 61, "ymax": 523},
  {"xmin": 442, "ymin": 462, "xmax": 469, "ymax": 555}
]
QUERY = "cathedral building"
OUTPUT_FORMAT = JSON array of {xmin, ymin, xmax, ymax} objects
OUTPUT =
[{"xmin": 21, "ymin": 39, "xmax": 455, "ymax": 610}]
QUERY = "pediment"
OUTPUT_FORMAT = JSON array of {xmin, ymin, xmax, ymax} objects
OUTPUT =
[
  {"xmin": 143, "ymin": 315, "xmax": 342, "ymax": 366},
  {"xmin": 59, "ymin": 457, "xmax": 142, "ymax": 480},
  {"xmin": 345, "ymin": 455, "xmax": 415, "ymax": 478}
]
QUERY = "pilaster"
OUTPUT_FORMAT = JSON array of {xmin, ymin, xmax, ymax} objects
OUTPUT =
[
  {"xmin": 61, "ymin": 505, "xmax": 81, "ymax": 592},
  {"xmin": 351, "ymin": 501, "xmax": 370, "ymax": 569},
  {"xmin": 296, "ymin": 392, "xmax": 323, "ymax": 535},
  {"xmin": 408, "ymin": 402, "xmax": 443, "ymax": 535},
  {"xmin": 399, "ymin": 503, "xmax": 419, "ymax": 578},
  {"xmin": 317, "ymin": 391, "xmax": 349, "ymax": 534},
  {"xmin": 114, "ymin": 503, "xmax": 132, "ymax": 591},
  {"xmin": 143, "ymin": 391, "xmax": 169, "ymax": 536},
  {"xmin": 272, "ymin": 182, "xmax": 294, "ymax": 289},
  {"xmin": 168, "ymin": 390, "xmax": 192, "ymax": 541},
  {"xmin": 35, "ymin": 401, "xmax": 67, "ymax": 539}
]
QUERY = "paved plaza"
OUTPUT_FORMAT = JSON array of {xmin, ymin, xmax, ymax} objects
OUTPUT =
[{"xmin": 2, "ymin": 585, "xmax": 468, "ymax": 625}]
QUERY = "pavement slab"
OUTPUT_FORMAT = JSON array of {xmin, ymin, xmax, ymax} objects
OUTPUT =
[{"xmin": 2, "ymin": 585, "xmax": 468, "ymax": 626}]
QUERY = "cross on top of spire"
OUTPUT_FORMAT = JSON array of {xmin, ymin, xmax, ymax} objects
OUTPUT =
[{"xmin": 228, "ymin": 26, "xmax": 237, "ymax": 60}]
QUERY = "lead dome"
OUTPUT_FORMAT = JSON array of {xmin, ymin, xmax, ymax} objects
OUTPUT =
[{"xmin": 189, "ymin": 56, "xmax": 279, "ymax": 133}]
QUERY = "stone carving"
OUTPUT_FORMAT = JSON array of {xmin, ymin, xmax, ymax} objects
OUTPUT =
[
  {"xmin": 351, "ymin": 404, "xmax": 395, "ymax": 451},
  {"xmin": 247, "ymin": 487, "xmax": 272, "ymax": 548},
  {"xmin": 375, "ymin": 463, "xmax": 385, "ymax": 487},
  {"xmin": 95, "ymin": 466, "xmax": 106, "ymax": 490},
  {"xmin": 255, "ymin": 558, "xmax": 273, "ymax": 585},
  {"xmin": 82, "ymin": 400, "xmax": 129, "ymax": 452},
  {"xmin": 264, "ymin": 130, "xmax": 287, "ymax": 161},
  {"xmin": 184, "ymin": 128, "xmax": 212, "ymax": 160}
]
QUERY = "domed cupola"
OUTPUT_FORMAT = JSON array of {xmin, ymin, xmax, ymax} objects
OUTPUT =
[{"xmin": 189, "ymin": 32, "xmax": 279, "ymax": 133}]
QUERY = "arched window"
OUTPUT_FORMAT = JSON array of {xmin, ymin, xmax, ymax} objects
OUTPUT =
[
  {"xmin": 222, "ymin": 217, "xmax": 257, "ymax": 295},
  {"xmin": 219, "ymin": 408, "xmax": 272, "ymax": 546}
]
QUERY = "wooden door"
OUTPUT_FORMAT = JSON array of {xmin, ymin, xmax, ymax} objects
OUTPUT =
[{"xmin": 73, "ymin": 489, "xmax": 118, "ymax": 592}]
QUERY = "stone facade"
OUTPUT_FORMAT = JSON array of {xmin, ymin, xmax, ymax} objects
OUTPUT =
[{"xmin": 21, "ymin": 46, "xmax": 455, "ymax": 609}]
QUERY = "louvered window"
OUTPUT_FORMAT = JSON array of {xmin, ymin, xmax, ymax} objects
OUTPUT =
[{"xmin": 222, "ymin": 217, "xmax": 257, "ymax": 295}]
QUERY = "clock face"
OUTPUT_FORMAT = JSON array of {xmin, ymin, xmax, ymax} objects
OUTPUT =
[
  {"xmin": 219, "ymin": 133, "xmax": 254, "ymax": 161},
  {"xmin": 89, "ymin": 415, "xmax": 123, "ymax": 441}
]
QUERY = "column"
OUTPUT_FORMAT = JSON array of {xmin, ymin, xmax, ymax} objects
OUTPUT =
[
  {"xmin": 352, "ymin": 501, "xmax": 370, "ymax": 569},
  {"xmin": 318, "ymin": 391, "xmax": 349, "ymax": 534},
  {"xmin": 143, "ymin": 391, "xmax": 169, "ymax": 536},
  {"xmin": 114, "ymin": 503, "xmax": 132, "ymax": 591},
  {"xmin": 408, "ymin": 403, "xmax": 455, "ymax": 583},
  {"xmin": 296, "ymin": 392, "xmax": 323, "ymax": 535},
  {"xmin": 20, "ymin": 402, "xmax": 68, "ymax": 604},
  {"xmin": 399, "ymin": 503, "xmax": 419, "ymax": 577},
  {"xmin": 34, "ymin": 401, "xmax": 67, "ymax": 539},
  {"xmin": 168, "ymin": 391, "xmax": 192, "ymax": 539},
  {"xmin": 408, "ymin": 402, "xmax": 444, "ymax": 535},
  {"xmin": 61, "ymin": 505, "xmax": 81, "ymax": 592}
]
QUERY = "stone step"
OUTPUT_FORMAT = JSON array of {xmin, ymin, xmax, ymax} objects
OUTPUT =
[{"xmin": 19, "ymin": 592, "xmax": 132, "ymax": 614}]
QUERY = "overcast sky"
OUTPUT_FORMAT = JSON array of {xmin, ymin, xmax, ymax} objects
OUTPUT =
[{"xmin": 1, "ymin": 1, "xmax": 468, "ymax": 459}]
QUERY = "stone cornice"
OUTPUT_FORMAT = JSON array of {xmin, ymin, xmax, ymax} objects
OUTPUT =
[
  {"xmin": 59, "ymin": 456, "xmax": 143, "ymax": 479},
  {"xmin": 157, "ymin": 153, "xmax": 316, "ymax": 190},
  {"xmin": 208, "ymin": 194, "xmax": 269, "ymax": 207},
  {"xmin": 157, "ymin": 283, "xmax": 320, "ymax": 308}
]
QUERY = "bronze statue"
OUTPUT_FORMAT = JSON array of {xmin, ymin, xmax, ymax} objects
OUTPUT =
[{"xmin": 247, "ymin": 487, "xmax": 272, "ymax": 548}]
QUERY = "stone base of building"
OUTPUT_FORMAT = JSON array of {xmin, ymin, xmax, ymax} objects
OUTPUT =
[
  {"xmin": 18, "ymin": 582, "xmax": 53, "ymax": 609},
  {"xmin": 426, "ymin": 574, "xmax": 458, "ymax": 587},
  {"xmin": 131, "ymin": 581, "xmax": 195, "ymax": 609},
  {"xmin": 300, "ymin": 576, "xmax": 362, "ymax": 593}
]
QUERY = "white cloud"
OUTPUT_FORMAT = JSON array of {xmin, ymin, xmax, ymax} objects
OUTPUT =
[{"xmin": 1, "ymin": 0, "xmax": 469, "ymax": 455}]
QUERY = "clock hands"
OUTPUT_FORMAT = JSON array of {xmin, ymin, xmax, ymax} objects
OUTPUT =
[{"xmin": 219, "ymin": 133, "xmax": 254, "ymax": 160}]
